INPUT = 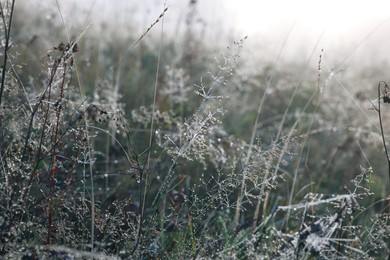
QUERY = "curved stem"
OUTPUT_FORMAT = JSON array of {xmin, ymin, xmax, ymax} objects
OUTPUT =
[{"xmin": 377, "ymin": 81, "xmax": 390, "ymax": 182}]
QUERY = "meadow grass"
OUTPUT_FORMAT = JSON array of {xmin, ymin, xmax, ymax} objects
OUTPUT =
[{"xmin": 0, "ymin": 1, "xmax": 389, "ymax": 259}]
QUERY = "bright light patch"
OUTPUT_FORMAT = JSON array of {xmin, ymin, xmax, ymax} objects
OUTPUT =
[{"xmin": 223, "ymin": 0, "xmax": 390, "ymax": 38}]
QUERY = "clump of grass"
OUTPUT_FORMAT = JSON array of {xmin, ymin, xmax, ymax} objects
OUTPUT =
[{"xmin": 1, "ymin": 0, "xmax": 390, "ymax": 259}]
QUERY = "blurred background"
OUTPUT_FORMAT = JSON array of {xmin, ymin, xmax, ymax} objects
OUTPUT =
[
  {"xmin": 12, "ymin": 0, "xmax": 390, "ymax": 201},
  {"xmin": 19, "ymin": 0, "xmax": 390, "ymax": 62}
]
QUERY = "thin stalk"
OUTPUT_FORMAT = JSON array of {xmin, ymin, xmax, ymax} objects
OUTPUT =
[
  {"xmin": 377, "ymin": 81, "xmax": 390, "ymax": 182},
  {"xmin": 0, "ymin": 0, "xmax": 15, "ymax": 107},
  {"xmin": 131, "ymin": 3, "xmax": 167, "ymax": 256}
]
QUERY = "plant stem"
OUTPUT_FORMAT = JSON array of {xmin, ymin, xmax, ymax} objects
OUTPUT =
[
  {"xmin": 377, "ymin": 82, "xmax": 390, "ymax": 183},
  {"xmin": 0, "ymin": 0, "xmax": 15, "ymax": 108}
]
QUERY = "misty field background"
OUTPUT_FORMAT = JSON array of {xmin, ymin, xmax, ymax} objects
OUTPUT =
[{"xmin": 0, "ymin": 0, "xmax": 390, "ymax": 259}]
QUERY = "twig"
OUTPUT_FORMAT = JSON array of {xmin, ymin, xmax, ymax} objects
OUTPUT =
[{"xmin": 376, "ymin": 81, "xmax": 390, "ymax": 182}]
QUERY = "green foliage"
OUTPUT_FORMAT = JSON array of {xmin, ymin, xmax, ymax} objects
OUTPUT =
[{"xmin": 0, "ymin": 0, "xmax": 389, "ymax": 259}]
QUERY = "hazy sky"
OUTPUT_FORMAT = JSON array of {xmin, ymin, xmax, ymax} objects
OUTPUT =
[
  {"xmin": 29, "ymin": 0, "xmax": 390, "ymax": 39},
  {"xmin": 225, "ymin": 0, "xmax": 390, "ymax": 35},
  {"xmin": 22, "ymin": 0, "xmax": 390, "ymax": 65},
  {"xmin": 222, "ymin": 0, "xmax": 390, "ymax": 62}
]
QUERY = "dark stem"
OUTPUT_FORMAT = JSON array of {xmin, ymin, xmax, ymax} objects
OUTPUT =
[
  {"xmin": 0, "ymin": 0, "xmax": 16, "ymax": 107},
  {"xmin": 377, "ymin": 81, "xmax": 390, "ymax": 183}
]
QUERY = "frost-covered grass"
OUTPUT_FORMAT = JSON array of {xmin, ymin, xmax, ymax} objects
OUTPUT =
[{"xmin": 0, "ymin": 1, "xmax": 389, "ymax": 259}]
